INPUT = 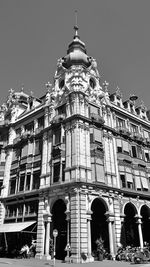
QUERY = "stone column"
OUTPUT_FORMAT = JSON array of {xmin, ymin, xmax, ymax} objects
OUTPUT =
[
  {"xmin": 44, "ymin": 107, "xmax": 49, "ymax": 128},
  {"xmin": 135, "ymin": 215, "xmax": 144, "ymax": 249},
  {"xmin": 106, "ymin": 212, "xmax": 115, "ymax": 260},
  {"xmin": 119, "ymin": 213, "xmax": 126, "ymax": 247},
  {"xmin": 87, "ymin": 210, "xmax": 94, "ymax": 262},
  {"xmin": 43, "ymin": 213, "xmax": 52, "ymax": 260}
]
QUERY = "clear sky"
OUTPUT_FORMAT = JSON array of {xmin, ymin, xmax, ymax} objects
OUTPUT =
[{"xmin": 0, "ymin": 0, "xmax": 150, "ymax": 109}]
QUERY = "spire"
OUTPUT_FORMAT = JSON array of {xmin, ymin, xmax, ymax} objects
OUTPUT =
[
  {"xmin": 74, "ymin": 10, "xmax": 79, "ymax": 38},
  {"xmin": 61, "ymin": 12, "xmax": 91, "ymax": 69}
]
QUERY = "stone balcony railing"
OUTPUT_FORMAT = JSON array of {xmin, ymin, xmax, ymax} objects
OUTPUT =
[{"xmin": 115, "ymin": 126, "xmax": 131, "ymax": 137}]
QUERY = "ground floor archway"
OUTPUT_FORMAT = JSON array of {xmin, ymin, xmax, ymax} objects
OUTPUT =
[
  {"xmin": 91, "ymin": 198, "xmax": 109, "ymax": 257},
  {"xmin": 122, "ymin": 203, "xmax": 139, "ymax": 247},
  {"xmin": 51, "ymin": 199, "xmax": 67, "ymax": 260},
  {"xmin": 141, "ymin": 205, "xmax": 150, "ymax": 245}
]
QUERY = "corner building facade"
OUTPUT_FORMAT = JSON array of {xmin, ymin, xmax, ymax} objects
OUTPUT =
[{"xmin": 0, "ymin": 28, "xmax": 150, "ymax": 263}]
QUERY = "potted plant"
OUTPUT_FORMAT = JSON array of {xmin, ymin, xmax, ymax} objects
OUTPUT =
[{"xmin": 95, "ymin": 237, "xmax": 105, "ymax": 261}]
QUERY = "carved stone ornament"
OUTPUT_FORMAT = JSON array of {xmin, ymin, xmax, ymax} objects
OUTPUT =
[
  {"xmin": 87, "ymin": 57, "xmax": 100, "ymax": 78},
  {"xmin": 54, "ymin": 58, "xmax": 66, "ymax": 78}
]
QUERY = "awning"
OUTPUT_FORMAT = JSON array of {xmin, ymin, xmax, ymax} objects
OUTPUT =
[
  {"xmin": 141, "ymin": 177, "xmax": 149, "ymax": 189},
  {"xmin": 126, "ymin": 173, "xmax": 133, "ymax": 183},
  {"xmin": 0, "ymin": 221, "xmax": 36, "ymax": 233},
  {"xmin": 135, "ymin": 176, "xmax": 142, "ymax": 189}
]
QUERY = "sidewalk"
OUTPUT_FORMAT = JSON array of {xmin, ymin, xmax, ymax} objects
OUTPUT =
[{"xmin": 0, "ymin": 258, "xmax": 148, "ymax": 267}]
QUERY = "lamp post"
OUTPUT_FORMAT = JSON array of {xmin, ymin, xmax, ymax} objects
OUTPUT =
[{"xmin": 53, "ymin": 229, "xmax": 58, "ymax": 266}]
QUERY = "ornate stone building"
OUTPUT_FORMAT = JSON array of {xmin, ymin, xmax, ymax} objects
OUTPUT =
[{"xmin": 0, "ymin": 26, "xmax": 150, "ymax": 263}]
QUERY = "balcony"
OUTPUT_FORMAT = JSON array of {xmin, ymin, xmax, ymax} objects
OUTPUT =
[
  {"xmin": 116, "ymin": 126, "xmax": 131, "ymax": 137},
  {"xmin": 90, "ymin": 113, "xmax": 105, "ymax": 125},
  {"xmin": 117, "ymin": 152, "xmax": 132, "ymax": 163}
]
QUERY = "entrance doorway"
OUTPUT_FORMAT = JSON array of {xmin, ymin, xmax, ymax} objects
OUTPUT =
[
  {"xmin": 141, "ymin": 205, "xmax": 150, "ymax": 245},
  {"xmin": 51, "ymin": 199, "xmax": 67, "ymax": 260},
  {"xmin": 91, "ymin": 198, "xmax": 109, "ymax": 257},
  {"xmin": 123, "ymin": 203, "xmax": 139, "ymax": 247}
]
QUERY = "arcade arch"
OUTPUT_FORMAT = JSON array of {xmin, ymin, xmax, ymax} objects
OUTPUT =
[
  {"xmin": 51, "ymin": 199, "xmax": 67, "ymax": 260},
  {"xmin": 140, "ymin": 205, "xmax": 150, "ymax": 245},
  {"xmin": 91, "ymin": 197, "xmax": 109, "ymax": 256},
  {"xmin": 122, "ymin": 202, "xmax": 139, "ymax": 247}
]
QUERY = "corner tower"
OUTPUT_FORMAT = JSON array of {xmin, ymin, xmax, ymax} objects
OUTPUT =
[
  {"xmin": 47, "ymin": 26, "xmax": 108, "ymax": 263},
  {"xmin": 52, "ymin": 26, "xmax": 105, "ymax": 183}
]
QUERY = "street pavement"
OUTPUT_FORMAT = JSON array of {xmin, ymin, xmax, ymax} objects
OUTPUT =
[{"xmin": 0, "ymin": 258, "xmax": 149, "ymax": 267}]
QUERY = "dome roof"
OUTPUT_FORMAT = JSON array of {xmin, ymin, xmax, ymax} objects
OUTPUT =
[{"xmin": 62, "ymin": 26, "xmax": 91, "ymax": 68}]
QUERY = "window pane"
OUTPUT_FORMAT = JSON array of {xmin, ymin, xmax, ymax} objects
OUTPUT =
[
  {"xmin": 53, "ymin": 163, "xmax": 60, "ymax": 183},
  {"xmin": 32, "ymin": 171, "xmax": 40, "ymax": 189},
  {"xmin": 25, "ymin": 173, "xmax": 31, "ymax": 190},
  {"xmin": 19, "ymin": 174, "xmax": 25, "ymax": 191},
  {"xmin": 21, "ymin": 144, "xmax": 28, "ymax": 157},
  {"xmin": 54, "ymin": 129, "xmax": 61, "ymax": 145},
  {"xmin": 94, "ymin": 129, "xmax": 102, "ymax": 143},
  {"xmin": 9, "ymin": 179, "xmax": 16, "ymax": 194},
  {"xmin": 34, "ymin": 140, "xmax": 42, "ymax": 155},
  {"xmin": 132, "ymin": 146, "xmax": 137, "ymax": 157}
]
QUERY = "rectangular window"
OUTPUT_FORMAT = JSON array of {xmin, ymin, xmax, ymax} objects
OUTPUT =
[
  {"xmin": 9, "ymin": 178, "xmax": 16, "ymax": 195},
  {"xmin": 53, "ymin": 162, "xmax": 60, "ymax": 183},
  {"xmin": 120, "ymin": 174, "xmax": 126, "ymax": 188},
  {"xmin": 127, "ymin": 182, "xmax": 133, "ymax": 189},
  {"xmin": 123, "ymin": 141, "xmax": 129, "ymax": 154},
  {"xmin": 94, "ymin": 128, "xmax": 102, "ymax": 143},
  {"xmin": 32, "ymin": 171, "xmax": 40, "ymax": 190},
  {"xmin": 62, "ymin": 162, "xmax": 65, "ymax": 182},
  {"xmin": 117, "ymin": 118, "xmax": 125, "ymax": 129},
  {"xmin": 38, "ymin": 116, "xmax": 44, "ymax": 129},
  {"xmin": 18, "ymin": 205, "xmax": 23, "ymax": 216},
  {"xmin": 132, "ymin": 146, "xmax": 137, "ymax": 157},
  {"xmin": 0, "ymin": 181, "xmax": 2, "ymax": 196},
  {"xmin": 135, "ymin": 176, "xmax": 142, "ymax": 190},
  {"xmin": 19, "ymin": 174, "xmax": 25, "ymax": 191},
  {"xmin": 21, "ymin": 143, "xmax": 28, "ymax": 158},
  {"xmin": 145, "ymin": 152, "xmax": 150, "ymax": 162},
  {"xmin": 137, "ymin": 145, "xmax": 143, "ymax": 160},
  {"xmin": 130, "ymin": 123, "xmax": 138, "ymax": 133},
  {"xmin": 116, "ymin": 139, "xmax": 122, "ymax": 153},
  {"xmin": 25, "ymin": 173, "xmax": 31, "ymax": 191},
  {"xmin": 12, "ymin": 149, "xmax": 19, "ymax": 162},
  {"xmin": 34, "ymin": 139, "xmax": 42, "ymax": 155},
  {"xmin": 141, "ymin": 177, "xmax": 149, "ymax": 191},
  {"xmin": 25, "ymin": 122, "xmax": 34, "ymax": 132},
  {"xmin": 54, "ymin": 129, "xmax": 61, "ymax": 145},
  {"xmin": 144, "ymin": 130, "xmax": 149, "ymax": 139},
  {"xmin": 90, "ymin": 133, "xmax": 94, "ymax": 143}
]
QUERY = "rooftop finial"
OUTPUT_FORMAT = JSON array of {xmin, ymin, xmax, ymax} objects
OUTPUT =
[{"xmin": 74, "ymin": 10, "xmax": 79, "ymax": 38}]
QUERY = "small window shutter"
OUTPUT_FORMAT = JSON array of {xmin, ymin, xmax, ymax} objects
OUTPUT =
[
  {"xmin": 135, "ymin": 176, "xmax": 142, "ymax": 189},
  {"xmin": 123, "ymin": 141, "xmax": 129, "ymax": 152},
  {"xmin": 126, "ymin": 173, "xmax": 133, "ymax": 183},
  {"xmin": 141, "ymin": 177, "xmax": 148, "ymax": 189},
  {"xmin": 116, "ymin": 139, "xmax": 122, "ymax": 147}
]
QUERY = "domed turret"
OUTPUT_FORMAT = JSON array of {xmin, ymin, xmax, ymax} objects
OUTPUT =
[{"xmin": 62, "ymin": 25, "xmax": 91, "ymax": 68}]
